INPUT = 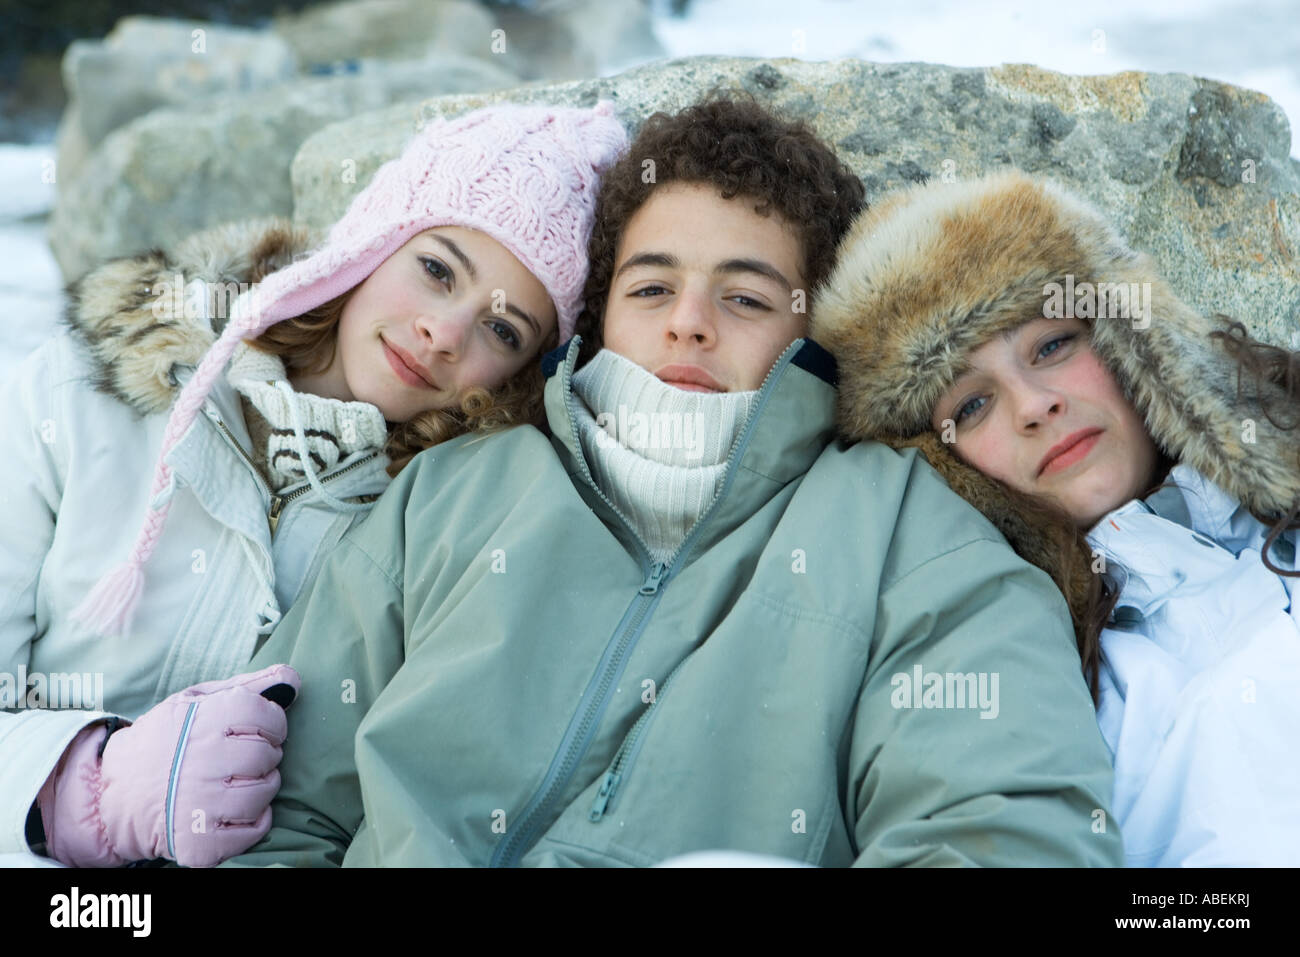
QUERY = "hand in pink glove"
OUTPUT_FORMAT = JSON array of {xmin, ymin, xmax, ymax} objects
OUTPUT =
[{"xmin": 37, "ymin": 663, "xmax": 301, "ymax": 867}]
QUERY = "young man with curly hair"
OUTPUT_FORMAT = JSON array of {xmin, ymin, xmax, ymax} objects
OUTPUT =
[{"xmin": 228, "ymin": 96, "xmax": 1123, "ymax": 868}]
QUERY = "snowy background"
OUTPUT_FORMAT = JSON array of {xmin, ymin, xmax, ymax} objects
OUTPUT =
[{"xmin": 3, "ymin": 0, "xmax": 1298, "ymax": 383}]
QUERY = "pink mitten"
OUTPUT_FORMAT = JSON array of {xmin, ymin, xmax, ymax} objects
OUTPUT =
[{"xmin": 38, "ymin": 663, "xmax": 301, "ymax": 867}]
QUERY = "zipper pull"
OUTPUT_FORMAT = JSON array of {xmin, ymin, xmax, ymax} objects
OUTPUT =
[
  {"xmin": 639, "ymin": 562, "xmax": 667, "ymax": 596},
  {"xmin": 589, "ymin": 769, "xmax": 622, "ymax": 822},
  {"xmin": 268, "ymin": 495, "xmax": 284, "ymax": 537}
]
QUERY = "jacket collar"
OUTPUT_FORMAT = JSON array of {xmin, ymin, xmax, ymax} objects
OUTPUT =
[
  {"xmin": 541, "ymin": 336, "xmax": 838, "ymax": 564},
  {"xmin": 164, "ymin": 367, "xmax": 390, "ymax": 584}
]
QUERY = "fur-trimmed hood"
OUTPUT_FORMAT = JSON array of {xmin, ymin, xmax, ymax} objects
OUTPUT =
[
  {"xmin": 61, "ymin": 218, "xmax": 315, "ymax": 417},
  {"xmin": 812, "ymin": 169, "xmax": 1300, "ymax": 621}
]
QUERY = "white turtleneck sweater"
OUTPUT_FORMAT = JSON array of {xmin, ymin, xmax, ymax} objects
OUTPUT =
[
  {"xmin": 570, "ymin": 349, "xmax": 759, "ymax": 565},
  {"xmin": 225, "ymin": 341, "xmax": 389, "ymax": 492}
]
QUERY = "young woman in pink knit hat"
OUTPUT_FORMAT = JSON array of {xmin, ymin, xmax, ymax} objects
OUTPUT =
[{"xmin": 0, "ymin": 102, "xmax": 627, "ymax": 868}]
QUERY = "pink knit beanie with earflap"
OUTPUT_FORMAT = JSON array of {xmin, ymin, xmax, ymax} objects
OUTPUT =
[{"xmin": 73, "ymin": 101, "xmax": 628, "ymax": 637}]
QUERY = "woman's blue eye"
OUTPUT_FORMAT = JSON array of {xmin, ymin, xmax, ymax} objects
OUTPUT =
[
  {"xmin": 631, "ymin": 285, "xmax": 669, "ymax": 297},
  {"xmin": 955, "ymin": 395, "xmax": 986, "ymax": 422},
  {"xmin": 1038, "ymin": 333, "xmax": 1075, "ymax": 360},
  {"xmin": 420, "ymin": 256, "xmax": 452, "ymax": 287},
  {"xmin": 729, "ymin": 295, "xmax": 769, "ymax": 310},
  {"xmin": 488, "ymin": 320, "xmax": 521, "ymax": 351}
]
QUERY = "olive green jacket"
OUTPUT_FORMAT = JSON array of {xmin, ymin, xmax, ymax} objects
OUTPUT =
[{"xmin": 229, "ymin": 337, "xmax": 1122, "ymax": 867}]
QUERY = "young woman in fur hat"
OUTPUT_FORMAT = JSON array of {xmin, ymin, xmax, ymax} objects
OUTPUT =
[
  {"xmin": 813, "ymin": 169, "xmax": 1300, "ymax": 866},
  {"xmin": 0, "ymin": 103, "xmax": 627, "ymax": 867}
]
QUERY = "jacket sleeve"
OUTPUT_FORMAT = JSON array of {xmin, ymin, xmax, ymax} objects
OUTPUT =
[
  {"xmin": 849, "ymin": 529, "xmax": 1124, "ymax": 867},
  {"xmin": 0, "ymin": 342, "xmax": 112, "ymax": 858},
  {"xmin": 222, "ymin": 459, "xmax": 414, "ymax": 868}
]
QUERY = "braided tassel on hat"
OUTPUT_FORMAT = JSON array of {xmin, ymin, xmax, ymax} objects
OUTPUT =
[{"xmin": 71, "ymin": 294, "xmax": 268, "ymax": 635}]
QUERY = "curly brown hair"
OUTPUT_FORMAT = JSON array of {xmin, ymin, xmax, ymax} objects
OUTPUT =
[
  {"xmin": 252, "ymin": 288, "xmax": 552, "ymax": 477},
  {"xmin": 574, "ymin": 93, "xmax": 865, "ymax": 357}
]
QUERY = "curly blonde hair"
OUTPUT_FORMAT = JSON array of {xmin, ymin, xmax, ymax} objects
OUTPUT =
[{"xmin": 251, "ymin": 288, "xmax": 552, "ymax": 477}]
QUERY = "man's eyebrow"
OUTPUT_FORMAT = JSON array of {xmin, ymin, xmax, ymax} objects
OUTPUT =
[
  {"xmin": 430, "ymin": 234, "xmax": 477, "ymax": 282},
  {"xmin": 714, "ymin": 258, "xmax": 793, "ymax": 292},
  {"xmin": 614, "ymin": 252, "xmax": 679, "ymax": 280},
  {"xmin": 503, "ymin": 302, "xmax": 541, "ymax": 339}
]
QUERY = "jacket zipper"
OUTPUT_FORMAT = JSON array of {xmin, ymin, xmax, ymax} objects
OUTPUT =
[
  {"xmin": 211, "ymin": 415, "xmax": 379, "ymax": 537},
  {"xmin": 266, "ymin": 451, "xmax": 379, "ymax": 535},
  {"xmin": 491, "ymin": 339, "xmax": 799, "ymax": 863},
  {"xmin": 489, "ymin": 559, "xmax": 669, "ymax": 867},
  {"xmin": 489, "ymin": 372, "xmax": 668, "ymax": 867},
  {"xmin": 588, "ymin": 653, "xmax": 690, "ymax": 821},
  {"xmin": 586, "ymin": 344, "xmax": 798, "ymax": 825}
]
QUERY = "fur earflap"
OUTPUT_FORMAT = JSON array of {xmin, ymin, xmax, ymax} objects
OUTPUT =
[
  {"xmin": 61, "ymin": 218, "xmax": 315, "ymax": 416},
  {"xmin": 813, "ymin": 169, "xmax": 1300, "ymax": 523}
]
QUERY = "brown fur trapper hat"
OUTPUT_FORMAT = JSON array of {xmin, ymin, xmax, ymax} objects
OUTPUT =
[{"xmin": 812, "ymin": 169, "xmax": 1300, "ymax": 622}]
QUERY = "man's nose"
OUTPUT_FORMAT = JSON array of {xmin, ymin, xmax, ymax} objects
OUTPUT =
[{"xmin": 664, "ymin": 287, "xmax": 716, "ymax": 346}]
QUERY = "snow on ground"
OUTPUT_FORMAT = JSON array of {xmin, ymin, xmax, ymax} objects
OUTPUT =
[
  {"xmin": 0, "ymin": 143, "xmax": 57, "ymax": 220},
  {"xmin": 0, "ymin": 143, "xmax": 61, "ymax": 385}
]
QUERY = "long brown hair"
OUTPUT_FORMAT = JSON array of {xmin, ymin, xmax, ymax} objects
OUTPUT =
[
  {"xmin": 252, "ymin": 288, "xmax": 552, "ymax": 477},
  {"xmin": 984, "ymin": 450, "xmax": 1174, "ymax": 705},
  {"xmin": 1207, "ymin": 317, "xmax": 1300, "ymax": 575}
]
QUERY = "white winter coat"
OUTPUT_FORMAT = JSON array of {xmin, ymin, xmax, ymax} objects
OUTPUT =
[
  {"xmin": 1089, "ymin": 462, "xmax": 1300, "ymax": 866},
  {"xmin": 0, "ymin": 325, "xmax": 390, "ymax": 864}
]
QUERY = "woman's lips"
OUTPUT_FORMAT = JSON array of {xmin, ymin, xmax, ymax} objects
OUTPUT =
[
  {"xmin": 1039, "ymin": 429, "xmax": 1103, "ymax": 477},
  {"xmin": 382, "ymin": 337, "xmax": 435, "ymax": 389}
]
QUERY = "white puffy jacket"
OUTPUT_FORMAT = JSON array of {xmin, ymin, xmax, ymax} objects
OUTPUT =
[
  {"xmin": 0, "ymin": 227, "xmax": 391, "ymax": 864},
  {"xmin": 1089, "ymin": 462, "xmax": 1300, "ymax": 866}
]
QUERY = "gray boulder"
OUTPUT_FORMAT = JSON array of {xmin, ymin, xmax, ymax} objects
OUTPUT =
[
  {"xmin": 55, "ymin": 17, "xmax": 297, "ymax": 189},
  {"xmin": 291, "ymin": 56, "xmax": 1300, "ymax": 345},
  {"xmin": 48, "ymin": 55, "xmax": 518, "ymax": 281},
  {"xmin": 274, "ymin": 0, "xmax": 667, "ymax": 83},
  {"xmin": 271, "ymin": 0, "xmax": 501, "ymax": 70},
  {"xmin": 486, "ymin": 0, "xmax": 667, "ymax": 81}
]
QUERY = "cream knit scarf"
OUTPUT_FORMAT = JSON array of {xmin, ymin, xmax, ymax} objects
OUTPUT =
[
  {"xmin": 571, "ymin": 349, "xmax": 759, "ymax": 565},
  {"xmin": 225, "ymin": 341, "xmax": 389, "ymax": 492}
]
